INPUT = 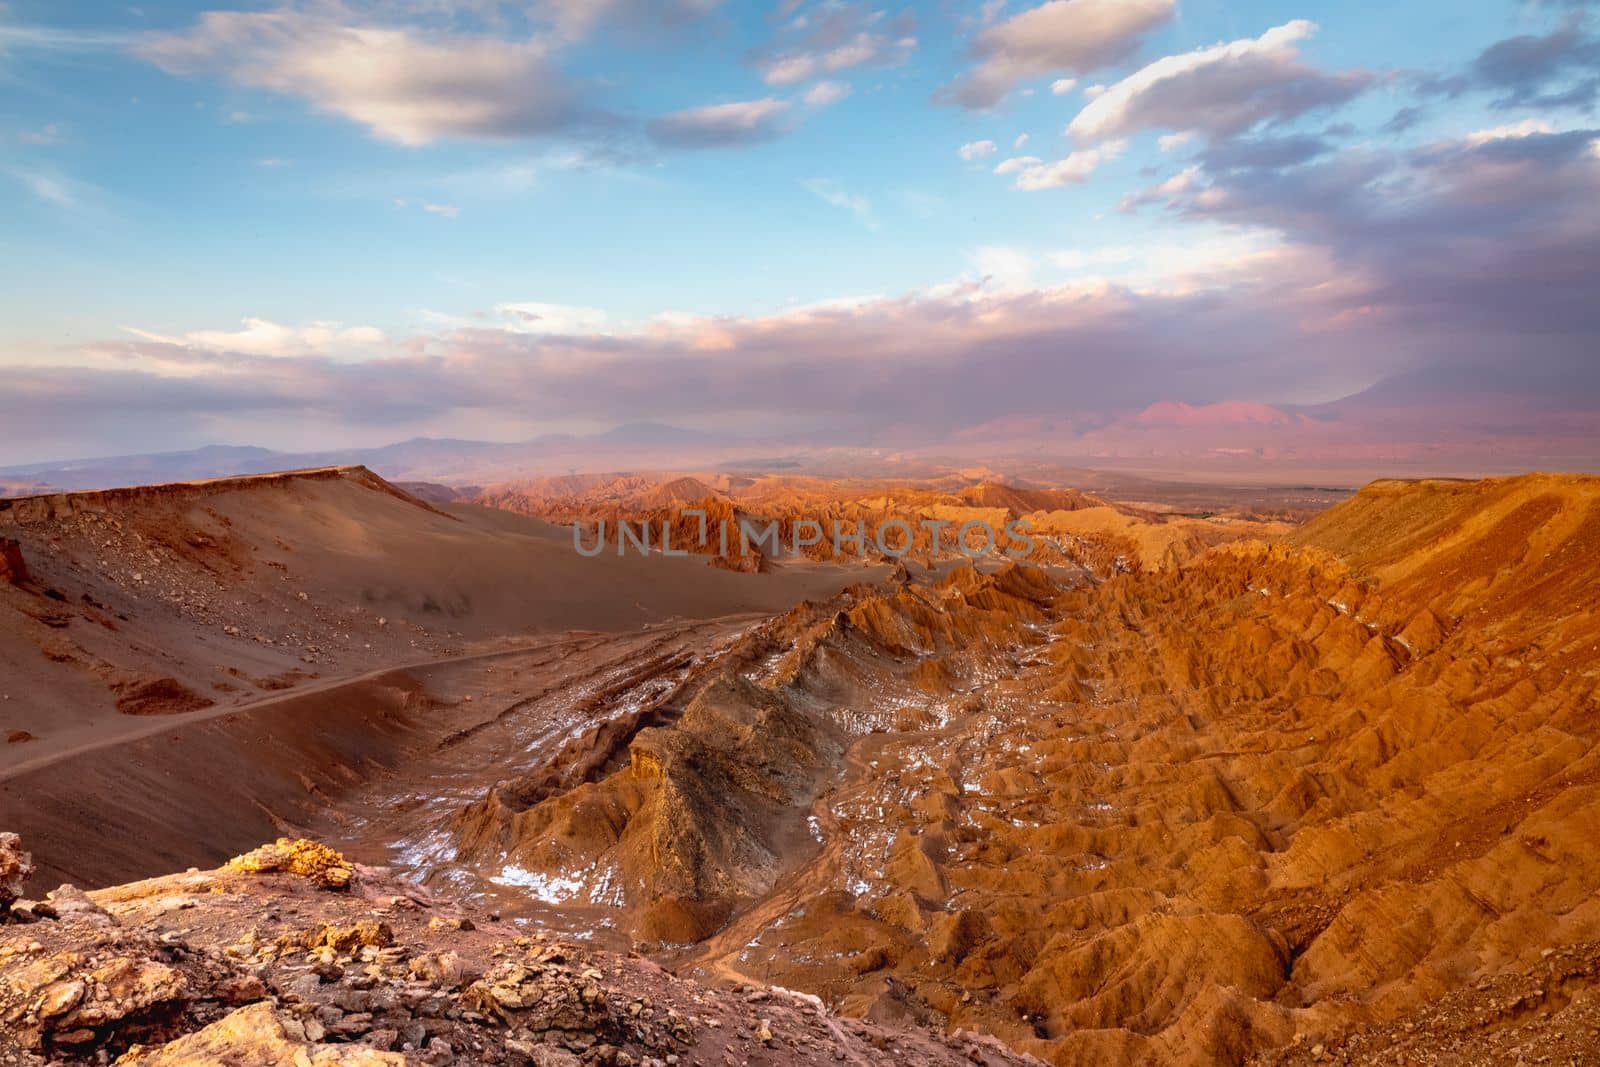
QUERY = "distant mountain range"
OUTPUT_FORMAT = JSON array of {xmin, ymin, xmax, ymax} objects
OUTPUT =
[
  {"xmin": 5, "ymin": 372, "xmax": 1598, "ymax": 496},
  {"xmin": 0, "ymin": 424, "xmax": 740, "ymax": 495}
]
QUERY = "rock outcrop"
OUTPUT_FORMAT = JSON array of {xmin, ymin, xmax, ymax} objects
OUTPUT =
[
  {"xmin": 437, "ymin": 474, "xmax": 1600, "ymax": 1066},
  {"xmin": 0, "ymin": 833, "xmax": 33, "ymax": 911},
  {"xmin": 0, "ymin": 836, "xmax": 1038, "ymax": 1066},
  {"xmin": 0, "ymin": 539, "xmax": 27, "ymax": 587}
]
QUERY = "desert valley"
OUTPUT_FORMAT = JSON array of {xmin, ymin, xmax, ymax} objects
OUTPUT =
[
  {"xmin": 5, "ymin": 0, "xmax": 1600, "ymax": 1061},
  {"xmin": 2, "ymin": 463, "xmax": 1598, "ymax": 1065}
]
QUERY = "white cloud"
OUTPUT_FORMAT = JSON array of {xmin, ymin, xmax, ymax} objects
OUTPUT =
[
  {"xmin": 494, "ymin": 302, "xmax": 609, "ymax": 335},
  {"xmin": 5, "ymin": 166, "xmax": 76, "ymax": 207},
  {"xmin": 647, "ymin": 98, "xmax": 790, "ymax": 147},
  {"xmin": 1014, "ymin": 133, "xmax": 1030, "ymax": 149},
  {"xmin": 941, "ymin": 0, "xmax": 1176, "ymax": 109},
  {"xmin": 803, "ymin": 178, "xmax": 876, "ymax": 229},
  {"xmin": 763, "ymin": 33, "xmax": 913, "ymax": 85},
  {"xmin": 422, "ymin": 202, "xmax": 460, "ymax": 218},
  {"xmin": 1043, "ymin": 232, "xmax": 1277, "ymax": 292},
  {"xmin": 960, "ymin": 139, "xmax": 998, "ymax": 160},
  {"xmin": 257, "ymin": 157, "xmax": 289, "ymax": 167},
  {"xmin": 125, "ymin": 318, "xmax": 388, "ymax": 358},
  {"xmin": 1118, "ymin": 164, "xmax": 1203, "ymax": 211},
  {"xmin": 1068, "ymin": 21, "xmax": 1372, "ymax": 142},
  {"xmin": 140, "ymin": 11, "xmax": 583, "ymax": 146},
  {"xmin": 759, "ymin": 4, "xmax": 916, "ymax": 86},
  {"xmin": 1463, "ymin": 118, "xmax": 1555, "ymax": 146},
  {"xmin": 993, "ymin": 155, "xmax": 1041, "ymax": 175},
  {"xmin": 1011, "ymin": 140, "xmax": 1126, "ymax": 190},
  {"xmin": 803, "ymin": 80, "xmax": 852, "ymax": 107},
  {"xmin": 973, "ymin": 245, "xmax": 1037, "ymax": 288},
  {"xmin": 1158, "ymin": 130, "xmax": 1195, "ymax": 151},
  {"xmin": 1050, "ymin": 78, "xmax": 1078, "ymax": 96},
  {"xmin": 1049, "ymin": 246, "xmax": 1135, "ymax": 270},
  {"xmin": 1082, "ymin": 83, "xmax": 1107, "ymax": 100}
]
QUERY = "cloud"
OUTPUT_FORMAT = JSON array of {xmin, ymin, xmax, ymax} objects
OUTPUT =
[
  {"xmin": 422, "ymin": 202, "xmax": 461, "ymax": 218},
  {"xmin": 1067, "ymin": 21, "xmax": 1373, "ymax": 142},
  {"xmin": 1467, "ymin": 22, "xmax": 1600, "ymax": 109},
  {"xmin": 14, "ymin": 253, "xmax": 1394, "ymax": 456},
  {"xmin": 1116, "ymin": 125, "xmax": 1600, "ymax": 406},
  {"xmin": 939, "ymin": 0, "xmax": 1176, "ymax": 109},
  {"xmin": 959, "ymin": 139, "xmax": 998, "ymax": 160},
  {"xmin": 993, "ymin": 155, "xmax": 1041, "ymax": 175},
  {"xmin": 1117, "ymin": 165, "xmax": 1202, "ymax": 211},
  {"xmin": 757, "ymin": 2, "xmax": 915, "ymax": 86},
  {"xmin": 972, "ymin": 245, "xmax": 1037, "ymax": 288},
  {"xmin": 122, "ymin": 318, "xmax": 388, "ymax": 358},
  {"xmin": 494, "ymin": 302, "xmax": 608, "ymax": 335},
  {"xmin": 18, "ymin": 121, "xmax": 1600, "ymax": 462},
  {"xmin": 1158, "ymin": 130, "xmax": 1194, "ymax": 151},
  {"xmin": 1383, "ymin": 104, "xmax": 1427, "ymax": 134},
  {"xmin": 803, "ymin": 178, "xmax": 876, "ymax": 228},
  {"xmin": 1200, "ymin": 133, "xmax": 1333, "ymax": 171},
  {"xmin": 1463, "ymin": 118, "xmax": 1556, "ymax": 146},
  {"xmin": 534, "ymin": 0, "xmax": 723, "ymax": 40},
  {"xmin": 803, "ymin": 80, "xmax": 852, "ymax": 106},
  {"xmin": 5, "ymin": 165, "xmax": 78, "ymax": 207},
  {"xmin": 16, "ymin": 123, "xmax": 61, "ymax": 145},
  {"xmin": 139, "ymin": 10, "xmax": 589, "ymax": 146},
  {"xmin": 1050, "ymin": 78, "xmax": 1078, "ymax": 95},
  {"xmin": 0, "ymin": 22, "xmax": 132, "ymax": 54},
  {"xmin": 1014, "ymin": 133, "xmax": 1030, "ymax": 149},
  {"xmin": 1010, "ymin": 140, "xmax": 1126, "ymax": 190},
  {"xmin": 646, "ymin": 97, "xmax": 790, "ymax": 148}
]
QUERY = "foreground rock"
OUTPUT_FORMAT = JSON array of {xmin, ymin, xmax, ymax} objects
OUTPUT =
[
  {"xmin": 0, "ymin": 837, "xmax": 1036, "ymax": 1066},
  {"xmin": 0, "ymin": 834, "xmax": 31, "ymax": 910}
]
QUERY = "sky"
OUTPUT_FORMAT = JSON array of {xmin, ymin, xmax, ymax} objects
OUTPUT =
[{"xmin": 1, "ymin": 0, "xmax": 1598, "ymax": 468}]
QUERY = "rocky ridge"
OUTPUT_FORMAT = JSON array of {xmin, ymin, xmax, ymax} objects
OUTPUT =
[{"xmin": 0, "ymin": 835, "xmax": 1034, "ymax": 1066}]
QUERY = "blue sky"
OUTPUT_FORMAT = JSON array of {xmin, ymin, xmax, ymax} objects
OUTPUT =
[{"xmin": 1, "ymin": 1, "xmax": 1597, "ymax": 465}]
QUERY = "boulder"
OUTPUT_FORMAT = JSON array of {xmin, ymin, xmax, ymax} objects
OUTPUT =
[
  {"xmin": 116, "ymin": 1000, "xmax": 404, "ymax": 1066},
  {"xmin": 0, "ymin": 832, "xmax": 33, "ymax": 912}
]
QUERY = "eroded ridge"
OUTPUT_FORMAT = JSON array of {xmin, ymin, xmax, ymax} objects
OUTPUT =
[
  {"xmin": 443, "ymin": 563, "xmax": 1066, "ymax": 947},
  {"xmin": 438, "ymin": 475, "xmax": 1600, "ymax": 1065}
]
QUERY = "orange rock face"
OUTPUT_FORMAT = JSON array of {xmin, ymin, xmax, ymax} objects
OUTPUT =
[
  {"xmin": 437, "ymin": 473, "xmax": 1600, "ymax": 1065},
  {"xmin": 470, "ymin": 474, "xmax": 1288, "ymax": 574}
]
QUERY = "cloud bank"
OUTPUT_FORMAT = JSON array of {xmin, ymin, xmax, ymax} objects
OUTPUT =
[{"xmin": 9, "ymin": 120, "xmax": 1594, "ymax": 464}]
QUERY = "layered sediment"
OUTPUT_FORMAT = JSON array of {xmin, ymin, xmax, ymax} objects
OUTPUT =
[
  {"xmin": 416, "ymin": 474, "xmax": 1600, "ymax": 1064},
  {"xmin": 6, "ymin": 471, "xmax": 1600, "ymax": 1065}
]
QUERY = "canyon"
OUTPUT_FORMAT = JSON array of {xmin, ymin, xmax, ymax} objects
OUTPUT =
[{"xmin": 2, "ymin": 468, "xmax": 1598, "ymax": 1064}]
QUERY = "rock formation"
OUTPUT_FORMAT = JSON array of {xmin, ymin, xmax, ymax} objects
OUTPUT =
[{"xmin": 0, "ymin": 837, "xmax": 1035, "ymax": 1066}]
